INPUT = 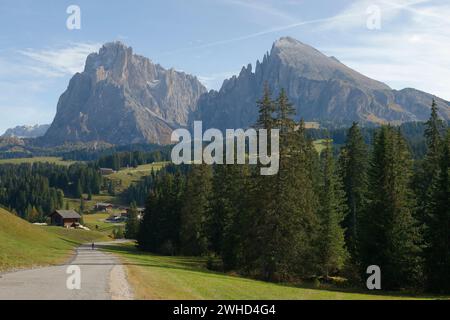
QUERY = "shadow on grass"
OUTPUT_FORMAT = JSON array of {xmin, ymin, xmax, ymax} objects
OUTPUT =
[{"xmin": 95, "ymin": 243, "xmax": 450, "ymax": 300}]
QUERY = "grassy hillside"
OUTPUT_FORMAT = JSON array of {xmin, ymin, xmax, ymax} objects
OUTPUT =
[
  {"xmin": 83, "ymin": 213, "xmax": 125, "ymax": 237},
  {"xmin": 313, "ymin": 139, "xmax": 332, "ymax": 154},
  {"xmin": 0, "ymin": 208, "xmax": 108, "ymax": 272},
  {"xmin": 105, "ymin": 162, "xmax": 167, "ymax": 192},
  {"xmin": 0, "ymin": 157, "xmax": 75, "ymax": 165},
  {"xmin": 101, "ymin": 243, "xmax": 427, "ymax": 300}
]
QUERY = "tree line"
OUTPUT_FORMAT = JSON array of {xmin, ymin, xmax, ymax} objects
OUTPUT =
[
  {"xmin": 135, "ymin": 88, "xmax": 449, "ymax": 293},
  {"xmin": 96, "ymin": 150, "xmax": 167, "ymax": 171},
  {"xmin": 0, "ymin": 162, "xmax": 102, "ymax": 221}
]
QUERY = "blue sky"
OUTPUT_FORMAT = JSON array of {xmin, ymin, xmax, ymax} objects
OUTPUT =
[{"xmin": 1, "ymin": 0, "xmax": 449, "ymax": 133}]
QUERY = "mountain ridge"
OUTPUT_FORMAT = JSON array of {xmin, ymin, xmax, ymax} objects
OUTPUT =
[
  {"xmin": 40, "ymin": 37, "xmax": 450, "ymax": 146},
  {"xmin": 2, "ymin": 124, "xmax": 50, "ymax": 138},
  {"xmin": 192, "ymin": 37, "xmax": 450, "ymax": 132}
]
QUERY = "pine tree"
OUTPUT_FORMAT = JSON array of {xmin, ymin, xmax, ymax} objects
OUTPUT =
[
  {"xmin": 75, "ymin": 179, "xmax": 83, "ymax": 199},
  {"xmin": 179, "ymin": 165, "xmax": 212, "ymax": 256},
  {"xmin": 318, "ymin": 140, "xmax": 348, "ymax": 278},
  {"xmin": 125, "ymin": 202, "xmax": 140, "ymax": 240},
  {"xmin": 360, "ymin": 127, "xmax": 422, "ymax": 289},
  {"xmin": 339, "ymin": 122, "xmax": 368, "ymax": 261},
  {"xmin": 251, "ymin": 91, "xmax": 321, "ymax": 280},
  {"xmin": 251, "ymin": 89, "xmax": 297, "ymax": 280},
  {"xmin": 424, "ymin": 129, "xmax": 450, "ymax": 293},
  {"xmin": 256, "ymin": 83, "xmax": 276, "ymax": 129},
  {"xmin": 79, "ymin": 197, "xmax": 85, "ymax": 214},
  {"xmin": 275, "ymin": 88, "xmax": 296, "ymax": 134},
  {"xmin": 208, "ymin": 164, "xmax": 250, "ymax": 270},
  {"xmin": 416, "ymin": 100, "xmax": 445, "ymax": 222},
  {"xmin": 138, "ymin": 190, "xmax": 156, "ymax": 251},
  {"xmin": 424, "ymin": 100, "xmax": 444, "ymax": 165}
]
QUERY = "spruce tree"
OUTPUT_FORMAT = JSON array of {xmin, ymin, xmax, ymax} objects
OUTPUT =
[
  {"xmin": 75, "ymin": 179, "xmax": 83, "ymax": 198},
  {"xmin": 360, "ymin": 127, "xmax": 422, "ymax": 289},
  {"xmin": 256, "ymin": 83, "xmax": 276, "ymax": 129},
  {"xmin": 416, "ymin": 100, "xmax": 445, "ymax": 222},
  {"xmin": 424, "ymin": 129, "xmax": 450, "ymax": 293},
  {"xmin": 179, "ymin": 165, "xmax": 212, "ymax": 256},
  {"xmin": 125, "ymin": 202, "xmax": 140, "ymax": 240},
  {"xmin": 209, "ymin": 164, "xmax": 251, "ymax": 270},
  {"xmin": 138, "ymin": 190, "xmax": 159, "ymax": 251},
  {"xmin": 79, "ymin": 197, "xmax": 85, "ymax": 214},
  {"xmin": 252, "ymin": 91, "xmax": 321, "ymax": 280},
  {"xmin": 339, "ymin": 122, "xmax": 368, "ymax": 261},
  {"xmin": 318, "ymin": 140, "xmax": 348, "ymax": 278}
]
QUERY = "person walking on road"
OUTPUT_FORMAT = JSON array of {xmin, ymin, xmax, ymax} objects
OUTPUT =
[{"xmin": 91, "ymin": 242, "xmax": 95, "ymax": 250}]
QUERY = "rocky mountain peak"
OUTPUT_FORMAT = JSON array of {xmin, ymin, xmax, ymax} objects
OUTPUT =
[
  {"xmin": 192, "ymin": 37, "xmax": 450, "ymax": 131},
  {"xmin": 42, "ymin": 42, "xmax": 207, "ymax": 146}
]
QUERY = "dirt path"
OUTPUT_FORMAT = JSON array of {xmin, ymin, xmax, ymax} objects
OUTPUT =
[{"xmin": 0, "ymin": 241, "xmax": 133, "ymax": 300}]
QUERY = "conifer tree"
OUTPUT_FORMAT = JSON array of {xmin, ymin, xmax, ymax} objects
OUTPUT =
[
  {"xmin": 209, "ymin": 164, "xmax": 251, "ymax": 270},
  {"xmin": 138, "ymin": 190, "xmax": 159, "ymax": 251},
  {"xmin": 125, "ymin": 202, "xmax": 140, "ymax": 240},
  {"xmin": 79, "ymin": 197, "xmax": 85, "ymax": 214},
  {"xmin": 339, "ymin": 122, "xmax": 368, "ymax": 260},
  {"xmin": 75, "ymin": 179, "xmax": 83, "ymax": 198},
  {"xmin": 424, "ymin": 100, "xmax": 444, "ymax": 166},
  {"xmin": 424, "ymin": 129, "xmax": 450, "ymax": 293},
  {"xmin": 416, "ymin": 100, "xmax": 445, "ymax": 222},
  {"xmin": 275, "ymin": 88, "xmax": 296, "ymax": 135},
  {"xmin": 179, "ymin": 165, "xmax": 212, "ymax": 256},
  {"xmin": 256, "ymin": 83, "xmax": 276, "ymax": 129},
  {"xmin": 360, "ymin": 127, "xmax": 422, "ymax": 289},
  {"xmin": 318, "ymin": 140, "xmax": 348, "ymax": 277},
  {"xmin": 255, "ymin": 89, "xmax": 297, "ymax": 280},
  {"xmin": 252, "ymin": 91, "xmax": 321, "ymax": 280}
]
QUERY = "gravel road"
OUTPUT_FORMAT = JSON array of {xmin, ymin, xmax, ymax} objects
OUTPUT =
[{"xmin": 0, "ymin": 241, "xmax": 133, "ymax": 300}]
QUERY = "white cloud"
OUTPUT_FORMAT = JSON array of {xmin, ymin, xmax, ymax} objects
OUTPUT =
[
  {"xmin": 0, "ymin": 42, "xmax": 101, "ymax": 132},
  {"xmin": 319, "ymin": 0, "xmax": 450, "ymax": 100},
  {"xmin": 224, "ymin": 0, "xmax": 299, "ymax": 23},
  {"xmin": 320, "ymin": 0, "xmax": 432, "ymax": 31},
  {"xmin": 18, "ymin": 42, "xmax": 101, "ymax": 77}
]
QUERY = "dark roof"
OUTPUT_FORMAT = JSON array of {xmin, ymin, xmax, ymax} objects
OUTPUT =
[{"xmin": 52, "ymin": 210, "xmax": 81, "ymax": 219}]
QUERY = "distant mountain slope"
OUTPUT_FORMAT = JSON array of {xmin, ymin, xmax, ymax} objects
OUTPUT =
[
  {"xmin": 192, "ymin": 37, "xmax": 450, "ymax": 130},
  {"xmin": 42, "ymin": 42, "xmax": 207, "ymax": 146},
  {"xmin": 2, "ymin": 124, "xmax": 50, "ymax": 138}
]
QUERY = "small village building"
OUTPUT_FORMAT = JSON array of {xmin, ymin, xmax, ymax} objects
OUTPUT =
[
  {"xmin": 50, "ymin": 210, "xmax": 81, "ymax": 228},
  {"xmin": 95, "ymin": 203, "xmax": 114, "ymax": 212}
]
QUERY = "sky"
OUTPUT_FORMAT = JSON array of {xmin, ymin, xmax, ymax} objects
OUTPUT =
[{"xmin": 0, "ymin": 0, "xmax": 449, "ymax": 133}]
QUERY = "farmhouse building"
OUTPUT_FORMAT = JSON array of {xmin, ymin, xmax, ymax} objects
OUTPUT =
[
  {"xmin": 50, "ymin": 210, "xmax": 81, "ymax": 228},
  {"xmin": 95, "ymin": 203, "xmax": 114, "ymax": 212}
]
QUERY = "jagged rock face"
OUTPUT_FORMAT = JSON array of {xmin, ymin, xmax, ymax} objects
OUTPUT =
[
  {"xmin": 2, "ymin": 124, "xmax": 50, "ymax": 138},
  {"xmin": 193, "ymin": 37, "xmax": 450, "ymax": 130},
  {"xmin": 43, "ymin": 42, "xmax": 207, "ymax": 146}
]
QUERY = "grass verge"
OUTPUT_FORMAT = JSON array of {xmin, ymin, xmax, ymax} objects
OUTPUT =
[{"xmin": 100, "ymin": 242, "xmax": 433, "ymax": 300}]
